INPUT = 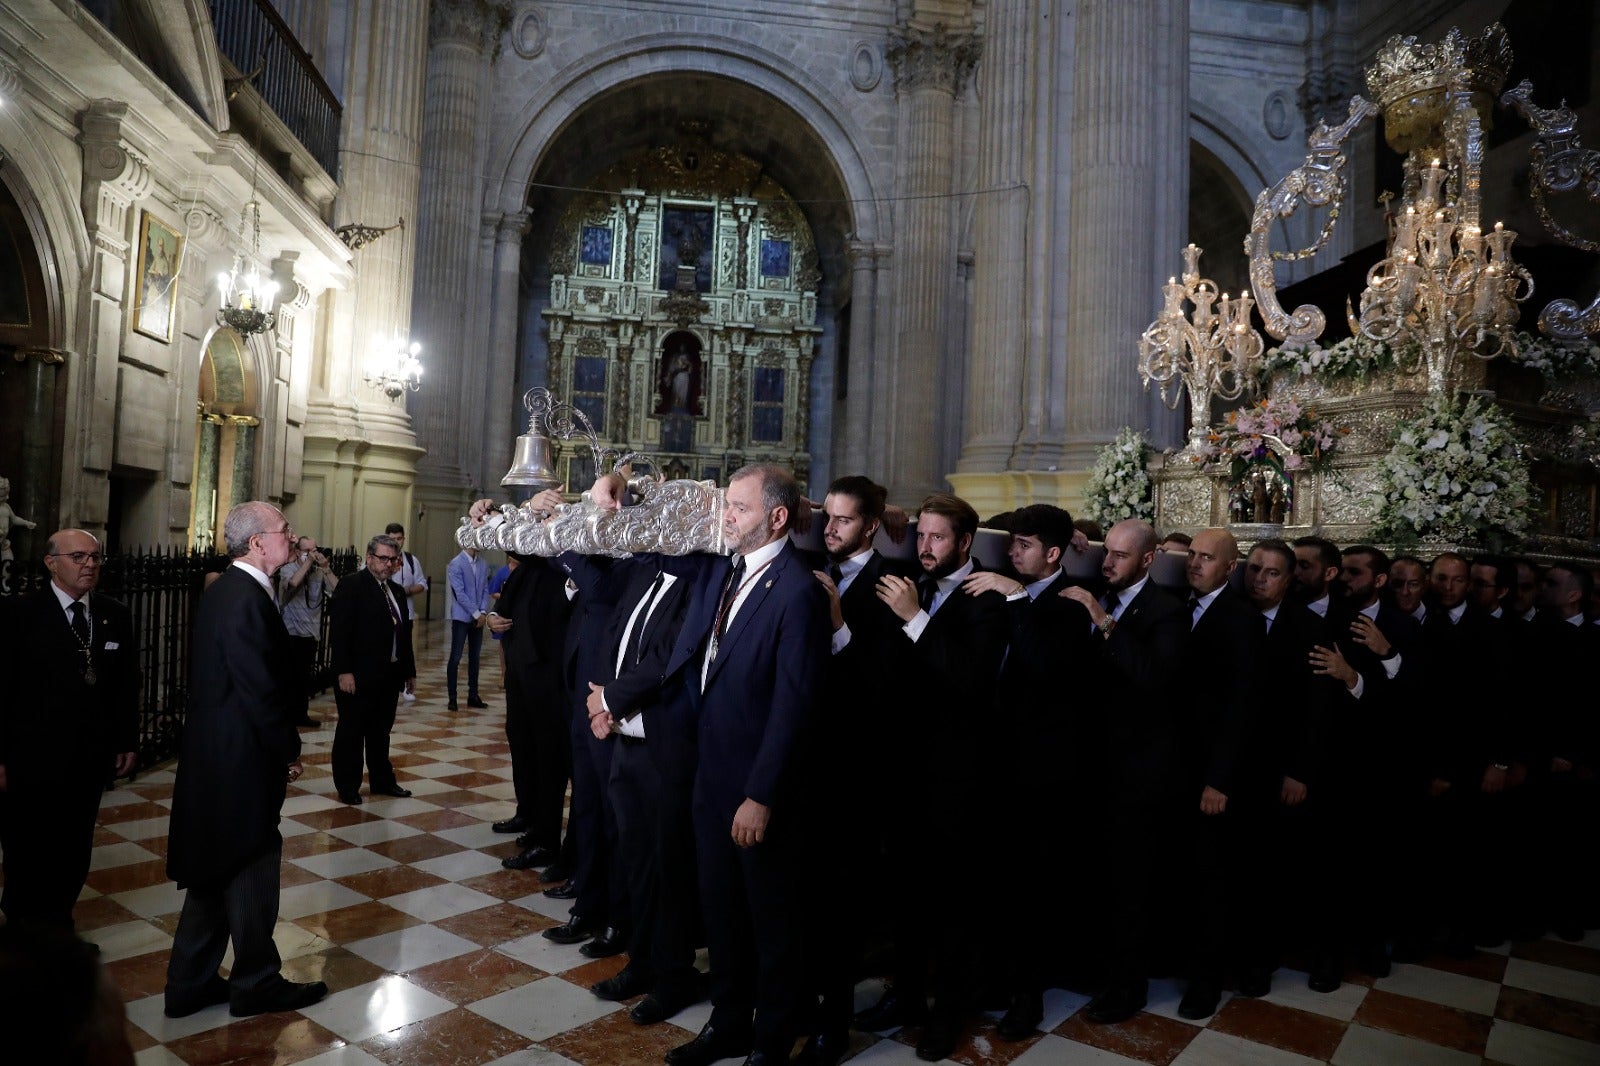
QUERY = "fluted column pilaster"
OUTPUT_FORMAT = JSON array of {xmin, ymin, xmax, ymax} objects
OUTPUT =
[
  {"xmin": 839, "ymin": 240, "xmax": 878, "ymax": 478},
  {"xmin": 481, "ymin": 211, "xmax": 529, "ymax": 492},
  {"xmin": 957, "ymin": 0, "xmax": 1032, "ymax": 474},
  {"xmin": 885, "ymin": 23, "xmax": 978, "ymax": 501},
  {"xmin": 1061, "ymin": 0, "xmax": 1186, "ymax": 465},
  {"xmin": 412, "ymin": 0, "xmax": 508, "ymax": 486}
]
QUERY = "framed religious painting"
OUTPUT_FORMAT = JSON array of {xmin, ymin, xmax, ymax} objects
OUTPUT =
[{"xmin": 133, "ymin": 210, "xmax": 183, "ymax": 343}]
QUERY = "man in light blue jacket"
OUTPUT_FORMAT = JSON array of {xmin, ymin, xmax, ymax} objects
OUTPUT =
[{"xmin": 446, "ymin": 546, "xmax": 492, "ymax": 712}]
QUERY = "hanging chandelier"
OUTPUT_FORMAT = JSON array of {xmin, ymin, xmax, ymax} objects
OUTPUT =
[
  {"xmin": 215, "ymin": 199, "xmax": 279, "ymax": 336},
  {"xmin": 364, "ymin": 337, "xmax": 423, "ymax": 400}
]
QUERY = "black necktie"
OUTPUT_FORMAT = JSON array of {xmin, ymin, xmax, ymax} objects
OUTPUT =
[
  {"xmin": 919, "ymin": 578, "xmax": 938, "ymax": 613},
  {"xmin": 625, "ymin": 573, "xmax": 666, "ymax": 666},
  {"xmin": 828, "ymin": 563, "xmax": 843, "ymax": 587},
  {"xmin": 715, "ymin": 557, "xmax": 745, "ymax": 639},
  {"xmin": 1102, "ymin": 591, "xmax": 1118, "ymax": 618},
  {"xmin": 69, "ymin": 601, "xmax": 90, "ymax": 645}
]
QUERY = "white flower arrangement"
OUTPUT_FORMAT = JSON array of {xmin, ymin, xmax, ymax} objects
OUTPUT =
[
  {"xmin": 1508, "ymin": 330, "xmax": 1600, "ymax": 378},
  {"xmin": 1370, "ymin": 392, "xmax": 1535, "ymax": 548},
  {"xmin": 1262, "ymin": 334, "xmax": 1406, "ymax": 381},
  {"xmin": 1083, "ymin": 427, "xmax": 1155, "ymax": 527}
]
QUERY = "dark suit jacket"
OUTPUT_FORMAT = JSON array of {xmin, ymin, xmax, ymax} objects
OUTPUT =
[
  {"xmin": 557, "ymin": 552, "xmax": 628, "ymax": 700},
  {"xmin": 1179, "ymin": 585, "xmax": 1266, "ymax": 798},
  {"xmin": 497, "ymin": 556, "xmax": 572, "ymax": 683},
  {"xmin": 995, "ymin": 570, "xmax": 1096, "ymax": 786},
  {"xmin": 662, "ymin": 541, "xmax": 829, "ymax": 820},
  {"xmin": 1091, "ymin": 579, "xmax": 1188, "ymax": 796},
  {"xmin": 1252, "ymin": 602, "xmax": 1340, "ymax": 796},
  {"xmin": 328, "ymin": 568, "xmax": 416, "ymax": 688},
  {"xmin": 1419, "ymin": 605, "xmax": 1510, "ymax": 785},
  {"xmin": 167, "ymin": 566, "xmax": 301, "ymax": 889},
  {"xmin": 0, "ymin": 586, "xmax": 140, "ymax": 789}
]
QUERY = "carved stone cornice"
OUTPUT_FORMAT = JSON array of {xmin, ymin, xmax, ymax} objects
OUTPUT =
[
  {"xmin": 887, "ymin": 23, "xmax": 979, "ymax": 96},
  {"xmin": 496, "ymin": 209, "xmax": 531, "ymax": 243},
  {"xmin": 183, "ymin": 204, "xmax": 229, "ymax": 249},
  {"xmin": 430, "ymin": 0, "xmax": 512, "ymax": 54},
  {"xmin": 79, "ymin": 100, "xmax": 153, "ymax": 208}
]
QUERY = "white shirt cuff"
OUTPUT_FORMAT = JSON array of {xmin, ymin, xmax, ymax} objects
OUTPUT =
[{"xmin": 902, "ymin": 610, "xmax": 930, "ymax": 643}]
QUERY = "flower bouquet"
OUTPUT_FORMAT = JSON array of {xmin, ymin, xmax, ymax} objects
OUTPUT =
[
  {"xmin": 1507, "ymin": 330, "xmax": 1600, "ymax": 379},
  {"xmin": 1369, "ymin": 392, "xmax": 1534, "ymax": 548},
  {"xmin": 1083, "ymin": 427, "xmax": 1155, "ymax": 528},
  {"xmin": 1193, "ymin": 397, "xmax": 1347, "ymax": 523}
]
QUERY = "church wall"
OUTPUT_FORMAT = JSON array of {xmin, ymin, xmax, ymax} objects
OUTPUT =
[{"xmin": 0, "ymin": 0, "xmax": 351, "ymax": 551}]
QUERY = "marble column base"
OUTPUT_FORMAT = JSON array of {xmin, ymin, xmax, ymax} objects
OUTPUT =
[{"xmin": 947, "ymin": 469, "xmax": 1092, "ymax": 520}]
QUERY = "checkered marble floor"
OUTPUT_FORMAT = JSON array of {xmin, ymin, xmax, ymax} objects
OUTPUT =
[{"xmin": 55, "ymin": 625, "xmax": 1600, "ymax": 1064}]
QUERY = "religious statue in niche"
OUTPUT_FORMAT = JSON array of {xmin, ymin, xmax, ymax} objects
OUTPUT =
[
  {"xmin": 655, "ymin": 332, "xmax": 704, "ymax": 417},
  {"xmin": 0, "ymin": 475, "xmax": 38, "ymax": 563},
  {"xmin": 657, "ymin": 208, "xmax": 714, "ymax": 292}
]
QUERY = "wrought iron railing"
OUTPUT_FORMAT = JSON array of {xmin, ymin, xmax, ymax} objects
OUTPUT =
[
  {"xmin": 1, "ymin": 546, "xmax": 357, "ymax": 775},
  {"xmin": 207, "ymin": 0, "xmax": 342, "ymax": 177}
]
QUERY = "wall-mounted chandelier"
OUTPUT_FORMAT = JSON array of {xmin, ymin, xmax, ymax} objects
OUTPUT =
[
  {"xmin": 364, "ymin": 338, "xmax": 423, "ymax": 400},
  {"xmin": 215, "ymin": 199, "xmax": 279, "ymax": 336}
]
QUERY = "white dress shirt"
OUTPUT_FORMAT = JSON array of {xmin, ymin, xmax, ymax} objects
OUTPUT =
[
  {"xmin": 902, "ymin": 559, "xmax": 975, "ymax": 643},
  {"xmin": 608, "ymin": 571, "xmax": 679, "ymax": 737},
  {"xmin": 701, "ymin": 537, "xmax": 788, "ymax": 690}
]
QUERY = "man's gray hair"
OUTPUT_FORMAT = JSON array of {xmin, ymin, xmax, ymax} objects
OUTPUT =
[
  {"xmin": 222, "ymin": 502, "xmax": 284, "ymax": 559},
  {"xmin": 730, "ymin": 464, "xmax": 800, "ymax": 524},
  {"xmin": 367, "ymin": 533, "xmax": 400, "ymax": 557}
]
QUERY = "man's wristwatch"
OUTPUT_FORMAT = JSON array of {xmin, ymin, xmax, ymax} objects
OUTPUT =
[{"xmin": 1096, "ymin": 615, "xmax": 1116, "ymax": 637}]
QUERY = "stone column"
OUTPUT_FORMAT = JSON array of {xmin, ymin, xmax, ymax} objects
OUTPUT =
[
  {"xmin": 302, "ymin": 0, "xmax": 428, "ymax": 550},
  {"xmin": 837, "ymin": 240, "xmax": 877, "ymax": 477},
  {"xmin": 8, "ymin": 348, "xmax": 65, "ymax": 556},
  {"xmin": 1061, "ymin": 0, "xmax": 1187, "ymax": 467},
  {"xmin": 192, "ymin": 415, "xmax": 222, "ymax": 549},
  {"xmin": 479, "ymin": 210, "xmax": 529, "ymax": 492},
  {"xmin": 956, "ymin": 0, "xmax": 1032, "ymax": 476},
  {"xmin": 885, "ymin": 23, "xmax": 978, "ymax": 501},
  {"xmin": 229, "ymin": 416, "xmax": 259, "ymax": 505},
  {"xmin": 411, "ymin": 0, "xmax": 508, "ymax": 487}
]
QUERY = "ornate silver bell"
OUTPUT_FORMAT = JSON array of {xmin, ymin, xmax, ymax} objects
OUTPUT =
[{"xmin": 501, "ymin": 428, "xmax": 560, "ymax": 490}]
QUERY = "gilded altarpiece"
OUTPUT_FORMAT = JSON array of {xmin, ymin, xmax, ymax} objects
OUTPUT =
[{"xmin": 541, "ymin": 146, "xmax": 823, "ymax": 492}]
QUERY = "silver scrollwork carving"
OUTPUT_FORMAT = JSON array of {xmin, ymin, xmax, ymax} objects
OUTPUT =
[{"xmin": 458, "ymin": 477, "xmax": 725, "ymax": 558}]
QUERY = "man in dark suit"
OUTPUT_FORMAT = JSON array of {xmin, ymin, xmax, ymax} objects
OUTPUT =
[
  {"xmin": 489, "ymin": 549, "xmax": 574, "ymax": 870},
  {"xmin": 967, "ymin": 505, "xmax": 1097, "ymax": 1042},
  {"xmin": 852, "ymin": 492, "xmax": 1010, "ymax": 1062},
  {"xmin": 581, "ymin": 543, "xmax": 704, "ymax": 1025},
  {"xmin": 164, "ymin": 501, "xmax": 326, "ymax": 1018},
  {"xmin": 0, "ymin": 528, "xmax": 139, "ymax": 933},
  {"xmin": 660, "ymin": 464, "xmax": 829, "ymax": 1066},
  {"xmin": 1310, "ymin": 545, "xmax": 1420, "ymax": 984},
  {"xmin": 328, "ymin": 534, "xmax": 417, "ymax": 804},
  {"xmin": 1061, "ymin": 518, "xmax": 1188, "ymax": 1025},
  {"xmin": 796, "ymin": 475, "xmax": 902, "ymax": 1065}
]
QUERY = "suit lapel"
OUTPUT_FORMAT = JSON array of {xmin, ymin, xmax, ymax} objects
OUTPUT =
[{"xmin": 705, "ymin": 543, "xmax": 792, "ymax": 687}]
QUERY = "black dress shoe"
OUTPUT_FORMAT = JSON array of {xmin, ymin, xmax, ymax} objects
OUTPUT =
[
  {"xmin": 338, "ymin": 791, "xmax": 363, "ymax": 805},
  {"xmin": 1083, "ymin": 981, "xmax": 1147, "ymax": 1025},
  {"xmin": 164, "ymin": 976, "xmax": 230, "ymax": 1018},
  {"xmin": 592, "ymin": 964, "xmax": 654, "ymax": 1001},
  {"xmin": 539, "ymin": 864, "xmax": 572, "ymax": 883},
  {"xmin": 579, "ymin": 926, "xmax": 628, "ymax": 958},
  {"xmin": 996, "ymin": 990, "xmax": 1044, "ymax": 1041},
  {"xmin": 1177, "ymin": 980, "xmax": 1221, "ymax": 1020},
  {"xmin": 294, "ymin": 717, "xmax": 318, "ymax": 728},
  {"xmin": 1307, "ymin": 967, "xmax": 1341, "ymax": 994},
  {"xmin": 793, "ymin": 1030, "xmax": 850, "ymax": 1066},
  {"xmin": 543, "ymin": 880, "xmax": 580, "ymax": 900},
  {"xmin": 542, "ymin": 915, "xmax": 601, "ymax": 944},
  {"xmin": 915, "ymin": 1012, "xmax": 964, "ymax": 1062},
  {"xmin": 371, "ymin": 785, "xmax": 412, "ymax": 798},
  {"xmin": 1235, "ymin": 970, "xmax": 1272, "ymax": 998},
  {"xmin": 468, "ymin": 696, "xmax": 489, "ymax": 708},
  {"xmin": 852, "ymin": 986, "xmax": 928, "ymax": 1031},
  {"xmin": 229, "ymin": 978, "xmax": 329, "ymax": 1017},
  {"xmin": 447, "ymin": 700, "xmax": 458, "ymax": 711},
  {"xmin": 742, "ymin": 1052, "xmax": 783, "ymax": 1066},
  {"xmin": 631, "ymin": 973, "xmax": 708, "ymax": 1025},
  {"xmin": 665, "ymin": 1024, "xmax": 753, "ymax": 1066},
  {"xmin": 512, "ymin": 838, "xmax": 556, "ymax": 863},
  {"xmin": 492, "ymin": 816, "xmax": 530, "ymax": 834},
  {"xmin": 504, "ymin": 847, "xmax": 555, "ymax": 870}
]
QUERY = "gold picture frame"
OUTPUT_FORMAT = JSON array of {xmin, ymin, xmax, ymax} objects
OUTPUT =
[{"xmin": 133, "ymin": 210, "xmax": 183, "ymax": 343}]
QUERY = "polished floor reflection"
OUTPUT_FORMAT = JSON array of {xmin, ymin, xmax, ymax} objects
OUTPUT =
[{"xmin": 51, "ymin": 626, "xmax": 1600, "ymax": 1064}]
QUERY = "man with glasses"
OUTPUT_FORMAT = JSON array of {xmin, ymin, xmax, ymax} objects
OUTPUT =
[
  {"xmin": 327, "ymin": 534, "xmax": 417, "ymax": 804},
  {"xmin": 0, "ymin": 528, "xmax": 140, "ymax": 933},
  {"xmin": 165, "ymin": 501, "xmax": 327, "ymax": 1017}
]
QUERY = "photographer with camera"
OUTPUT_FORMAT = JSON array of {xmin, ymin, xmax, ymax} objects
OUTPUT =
[{"xmin": 279, "ymin": 535, "xmax": 339, "ymax": 728}]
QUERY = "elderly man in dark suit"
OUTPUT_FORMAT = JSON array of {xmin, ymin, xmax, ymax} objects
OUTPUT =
[
  {"xmin": 164, "ymin": 501, "xmax": 326, "ymax": 1018},
  {"xmin": 0, "ymin": 528, "xmax": 139, "ymax": 934},
  {"xmin": 660, "ymin": 464, "xmax": 830, "ymax": 1066},
  {"xmin": 1061, "ymin": 518, "xmax": 1188, "ymax": 1025},
  {"xmin": 328, "ymin": 534, "xmax": 417, "ymax": 804}
]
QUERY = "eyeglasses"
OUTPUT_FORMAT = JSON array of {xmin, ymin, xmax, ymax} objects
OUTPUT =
[
  {"xmin": 370, "ymin": 552, "xmax": 400, "ymax": 564},
  {"xmin": 49, "ymin": 551, "xmax": 104, "ymax": 565}
]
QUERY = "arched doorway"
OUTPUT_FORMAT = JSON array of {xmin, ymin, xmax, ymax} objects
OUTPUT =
[
  {"xmin": 0, "ymin": 175, "xmax": 63, "ymax": 570},
  {"xmin": 189, "ymin": 329, "xmax": 261, "ymax": 549},
  {"xmin": 510, "ymin": 68, "xmax": 874, "ymax": 495}
]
